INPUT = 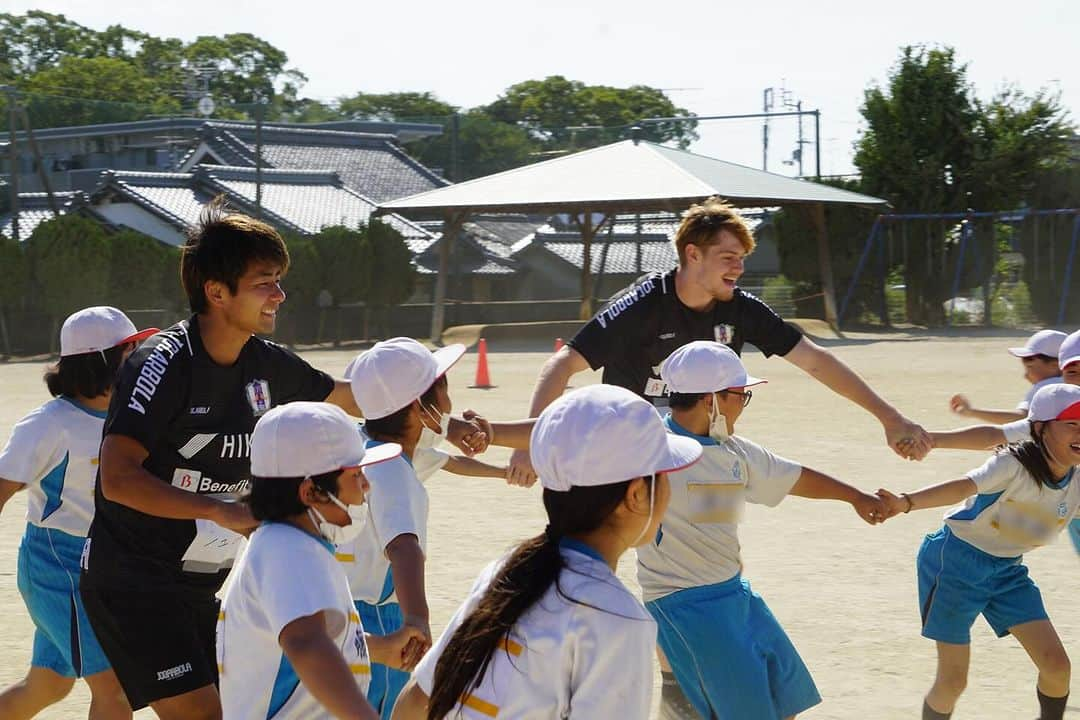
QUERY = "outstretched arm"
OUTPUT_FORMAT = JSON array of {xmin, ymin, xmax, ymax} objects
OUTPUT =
[
  {"xmin": 789, "ymin": 467, "xmax": 885, "ymax": 524},
  {"xmin": 878, "ymin": 478, "xmax": 978, "ymax": 518},
  {"xmin": 783, "ymin": 337, "xmax": 931, "ymax": 460},
  {"xmin": 948, "ymin": 394, "xmax": 1025, "ymax": 424}
]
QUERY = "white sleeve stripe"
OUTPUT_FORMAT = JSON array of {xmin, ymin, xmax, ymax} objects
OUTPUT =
[{"xmin": 178, "ymin": 434, "xmax": 218, "ymax": 460}]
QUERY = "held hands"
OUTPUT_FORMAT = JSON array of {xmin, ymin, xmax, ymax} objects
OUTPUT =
[
  {"xmin": 873, "ymin": 488, "xmax": 912, "ymax": 521},
  {"xmin": 949, "ymin": 394, "xmax": 973, "ymax": 417},
  {"xmin": 380, "ymin": 623, "xmax": 431, "ymax": 672},
  {"xmin": 447, "ymin": 414, "xmax": 489, "ymax": 457},
  {"xmin": 399, "ymin": 615, "xmax": 433, "ymax": 671},
  {"xmin": 885, "ymin": 416, "xmax": 932, "ymax": 461},
  {"xmin": 851, "ymin": 491, "xmax": 888, "ymax": 525}
]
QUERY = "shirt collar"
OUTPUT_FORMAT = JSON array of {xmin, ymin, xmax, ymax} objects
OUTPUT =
[
  {"xmin": 60, "ymin": 396, "xmax": 108, "ymax": 419},
  {"xmin": 664, "ymin": 413, "xmax": 718, "ymax": 446},
  {"xmin": 558, "ymin": 537, "xmax": 605, "ymax": 564}
]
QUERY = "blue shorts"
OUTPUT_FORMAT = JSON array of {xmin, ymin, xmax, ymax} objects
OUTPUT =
[
  {"xmin": 646, "ymin": 576, "xmax": 821, "ymax": 720},
  {"xmin": 1068, "ymin": 519, "xmax": 1080, "ymax": 557},
  {"xmin": 355, "ymin": 600, "xmax": 408, "ymax": 720},
  {"xmin": 17, "ymin": 524, "xmax": 110, "ymax": 678},
  {"xmin": 917, "ymin": 527, "xmax": 1047, "ymax": 645}
]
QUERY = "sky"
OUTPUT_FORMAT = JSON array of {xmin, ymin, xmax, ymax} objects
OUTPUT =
[{"xmin": 9, "ymin": 0, "xmax": 1078, "ymax": 177}]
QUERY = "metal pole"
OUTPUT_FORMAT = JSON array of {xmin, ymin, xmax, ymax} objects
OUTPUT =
[
  {"xmin": 1056, "ymin": 214, "xmax": 1080, "ymax": 326},
  {"xmin": 795, "ymin": 100, "xmax": 804, "ymax": 177},
  {"xmin": 254, "ymin": 94, "xmax": 264, "ymax": 218},
  {"xmin": 814, "ymin": 110, "xmax": 821, "ymax": 181},
  {"xmin": 449, "ymin": 112, "xmax": 461, "ymax": 183},
  {"xmin": 947, "ymin": 220, "xmax": 971, "ymax": 326},
  {"xmin": 431, "ymin": 211, "xmax": 464, "ymax": 342},
  {"xmin": 838, "ymin": 216, "xmax": 883, "ymax": 326},
  {"xmin": 5, "ymin": 86, "xmax": 19, "ymax": 243},
  {"xmin": 19, "ymin": 108, "xmax": 59, "ymax": 216}
]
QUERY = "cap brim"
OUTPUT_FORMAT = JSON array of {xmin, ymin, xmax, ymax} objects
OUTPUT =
[
  {"xmin": 1059, "ymin": 354, "xmax": 1080, "ymax": 370},
  {"xmin": 742, "ymin": 375, "xmax": 767, "ymax": 388},
  {"xmin": 355, "ymin": 442, "xmax": 402, "ymax": 468},
  {"xmin": 1008, "ymin": 347, "xmax": 1037, "ymax": 358},
  {"xmin": 653, "ymin": 434, "xmax": 703, "ymax": 475},
  {"xmin": 433, "ymin": 344, "xmax": 466, "ymax": 377},
  {"xmin": 119, "ymin": 328, "xmax": 159, "ymax": 347}
]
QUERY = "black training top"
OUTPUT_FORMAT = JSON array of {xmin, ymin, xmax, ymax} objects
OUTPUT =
[
  {"xmin": 84, "ymin": 315, "xmax": 335, "ymax": 594},
  {"xmin": 569, "ymin": 269, "xmax": 802, "ymax": 402}
]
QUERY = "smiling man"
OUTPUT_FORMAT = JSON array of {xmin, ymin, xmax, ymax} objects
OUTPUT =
[
  {"xmin": 510, "ymin": 196, "xmax": 929, "ymax": 477},
  {"xmin": 79, "ymin": 200, "xmax": 373, "ymax": 720}
]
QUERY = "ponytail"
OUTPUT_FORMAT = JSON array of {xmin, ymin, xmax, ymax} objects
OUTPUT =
[{"xmin": 427, "ymin": 481, "xmax": 632, "ymax": 720}]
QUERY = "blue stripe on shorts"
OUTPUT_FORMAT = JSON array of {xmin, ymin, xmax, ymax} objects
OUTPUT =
[
  {"xmin": 646, "ymin": 575, "xmax": 820, "ymax": 720},
  {"xmin": 17, "ymin": 524, "xmax": 110, "ymax": 678},
  {"xmin": 917, "ymin": 526, "xmax": 1047, "ymax": 644}
]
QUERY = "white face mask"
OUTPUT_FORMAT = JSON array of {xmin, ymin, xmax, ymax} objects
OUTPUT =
[
  {"xmin": 419, "ymin": 401, "xmax": 450, "ymax": 447},
  {"xmin": 307, "ymin": 491, "xmax": 366, "ymax": 545},
  {"xmin": 708, "ymin": 392, "xmax": 730, "ymax": 442},
  {"xmin": 629, "ymin": 474, "xmax": 657, "ymax": 547}
]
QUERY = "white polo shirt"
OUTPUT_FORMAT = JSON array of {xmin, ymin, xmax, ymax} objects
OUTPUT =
[
  {"xmin": 0, "ymin": 397, "xmax": 106, "ymax": 538},
  {"xmin": 414, "ymin": 540, "xmax": 656, "ymax": 720},
  {"xmin": 636, "ymin": 416, "xmax": 803, "ymax": 603},
  {"xmin": 945, "ymin": 453, "xmax": 1080, "ymax": 557},
  {"xmin": 412, "ymin": 446, "xmax": 450, "ymax": 483},
  {"xmin": 337, "ymin": 432, "xmax": 429, "ymax": 605},
  {"xmin": 1002, "ymin": 418, "xmax": 1034, "ymax": 444},
  {"xmin": 218, "ymin": 522, "xmax": 370, "ymax": 720},
  {"xmin": 1018, "ymin": 377, "xmax": 1062, "ymax": 412}
]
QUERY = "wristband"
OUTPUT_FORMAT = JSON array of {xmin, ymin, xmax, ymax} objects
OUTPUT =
[{"xmin": 900, "ymin": 492, "xmax": 913, "ymax": 513}]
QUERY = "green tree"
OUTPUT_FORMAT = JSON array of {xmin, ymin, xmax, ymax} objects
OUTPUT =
[
  {"xmin": 337, "ymin": 91, "xmax": 456, "ymax": 122},
  {"xmin": 0, "ymin": 233, "xmax": 26, "ymax": 354},
  {"xmin": 25, "ymin": 215, "xmax": 111, "ymax": 349},
  {"xmin": 485, "ymin": 75, "xmax": 698, "ymax": 151},
  {"xmin": 311, "ymin": 225, "xmax": 369, "ymax": 307},
  {"xmin": 183, "ymin": 33, "xmax": 307, "ymax": 117},
  {"xmin": 411, "ymin": 110, "xmax": 537, "ymax": 180},
  {"xmin": 22, "ymin": 56, "xmax": 180, "ymax": 127},
  {"xmin": 363, "ymin": 220, "xmax": 416, "ymax": 310},
  {"xmin": 107, "ymin": 229, "xmax": 173, "ymax": 310},
  {"xmin": 0, "ymin": 11, "xmax": 98, "ymax": 81}
]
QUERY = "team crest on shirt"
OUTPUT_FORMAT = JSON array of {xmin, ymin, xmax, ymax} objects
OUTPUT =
[
  {"xmin": 714, "ymin": 324, "xmax": 736, "ymax": 345},
  {"xmin": 1059, "ymin": 502, "xmax": 1069, "ymax": 518},
  {"xmin": 245, "ymin": 379, "xmax": 272, "ymax": 417}
]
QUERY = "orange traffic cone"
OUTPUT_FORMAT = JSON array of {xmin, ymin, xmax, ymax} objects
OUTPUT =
[
  {"xmin": 471, "ymin": 338, "xmax": 494, "ymax": 389},
  {"xmin": 554, "ymin": 337, "xmax": 564, "ymax": 353}
]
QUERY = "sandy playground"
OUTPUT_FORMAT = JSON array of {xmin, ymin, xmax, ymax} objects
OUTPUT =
[{"xmin": 0, "ymin": 329, "xmax": 1076, "ymax": 719}]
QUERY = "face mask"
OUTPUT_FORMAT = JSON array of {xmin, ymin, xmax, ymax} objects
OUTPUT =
[
  {"xmin": 421, "ymin": 401, "xmax": 450, "ymax": 438},
  {"xmin": 708, "ymin": 393, "xmax": 730, "ymax": 442},
  {"xmin": 629, "ymin": 474, "xmax": 657, "ymax": 547},
  {"xmin": 307, "ymin": 491, "xmax": 366, "ymax": 545}
]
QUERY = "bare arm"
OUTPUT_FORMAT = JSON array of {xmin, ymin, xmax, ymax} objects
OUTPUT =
[
  {"xmin": 389, "ymin": 680, "xmax": 429, "ymax": 720},
  {"xmin": 878, "ymin": 478, "xmax": 978, "ymax": 518},
  {"xmin": 928, "ymin": 426, "xmax": 1008, "ymax": 451},
  {"xmin": 99, "ymin": 435, "xmax": 255, "ymax": 532},
  {"xmin": 483, "ymin": 419, "xmax": 536, "ymax": 450},
  {"xmin": 948, "ymin": 394, "xmax": 1025, "ymax": 424},
  {"xmin": 0, "ymin": 478, "xmax": 25, "ymax": 517},
  {"xmin": 507, "ymin": 347, "xmax": 591, "ymax": 485},
  {"xmin": 443, "ymin": 455, "xmax": 508, "ymax": 480},
  {"xmin": 364, "ymin": 625, "xmax": 427, "ymax": 669},
  {"xmin": 789, "ymin": 467, "xmax": 885, "ymax": 524},
  {"xmin": 385, "ymin": 533, "xmax": 431, "ymax": 668},
  {"xmin": 783, "ymin": 336, "xmax": 931, "ymax": 459},
  {"xmin": 279, "ymin": 612, "xmax": 378, "ymax": 720},
  {"xmin": 325, "ymin": 379, "xmax": 362, "ymax": 417}
]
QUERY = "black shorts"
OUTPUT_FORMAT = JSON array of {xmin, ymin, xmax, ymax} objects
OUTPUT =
[{"xmin": 79, "ymin": 575, "xmax": 219, "ymax": 710}]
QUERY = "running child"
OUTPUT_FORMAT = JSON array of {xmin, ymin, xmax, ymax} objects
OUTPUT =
[
  {"xmin": 639, "ymin": 340, "xmax": 886, "ymax": 720},
  {"xmin": 391, "ymin": 383, "xmax": 702, "ymax": 720},
  {"xmin": 217, "ymin": 402, "xmax": 423, "ymax": 720},
  {"xmin": 0, "ymin": 307, "xmax": 157, "ymax": 719},
  {"xmin": 877, "ymin": 383, "xmax": 1080, "ymax": 720},
  {"xmin": 948, "ymin": 329, "xmax": 1064, "ymax": 424}
]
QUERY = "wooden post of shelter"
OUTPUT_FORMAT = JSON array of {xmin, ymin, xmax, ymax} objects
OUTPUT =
[
  {"xmin": 574, "ymin": 212, "xmax": 607, "ymax": 321},
  {"xmin": 431, "ymin": 210, "xmax": 466, "ymax": 343},
  {"xmin": 811, "ymin": 202, "xmax": 840, "ymax": 330}
]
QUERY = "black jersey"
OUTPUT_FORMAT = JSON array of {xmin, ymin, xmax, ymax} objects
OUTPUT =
[
  {"xmin": 85, "ymin": 316, "xmax": 335, "ymax": 593},
  {"xmin": 569, "ymin": 269, "xmax": 802, "ymax": 402}
]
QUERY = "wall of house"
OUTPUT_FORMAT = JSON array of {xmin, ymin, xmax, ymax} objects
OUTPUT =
[{"xmin": 94, "ymin": 202, "xmax": 187, "ymax": 246}]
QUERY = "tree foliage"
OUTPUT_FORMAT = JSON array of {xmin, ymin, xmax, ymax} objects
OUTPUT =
[
  {"xmin": 0, "ymin": 232, "xmax": 26, "ymax": 309},
  {"xmin": 106, "ymin": 229, "xmax": 175, "ymax": 309},
  {"xmin": 24, "ymin": 215, "xmax": 110, "ymax": 320},
  {"xmin": 852, "ymin": 45, "xmax": 1075, "ymax": 325}
]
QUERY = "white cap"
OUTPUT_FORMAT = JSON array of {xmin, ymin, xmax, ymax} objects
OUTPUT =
[
  {"xmin": 250, "ymin": 402, "xmax": 401, "ymax": 478},
  {"xmin": 59, "ymin": 306, "xmax": 158, "ymax": 357},
  {"xmin": 1008, "ymin": 330, "xmax": 1067, "ymax": 359},
  {"xmin": 1028, "ymin": 383, "xmax": 1080, "ymax": 423},
  {"xmin": 346, "ymin": 337, "xmax": 465, "ymax": 420},
  {"xmin": 660, "ymin": 341, "xmax": 766, "ymax": 393},
  {"xmin": 530, "ymin": 384, "xmax": 702, "ymax": 492},
  {"xmin": 1057, "ymin": 330, "xmax": 1080, "ymax": 370}
]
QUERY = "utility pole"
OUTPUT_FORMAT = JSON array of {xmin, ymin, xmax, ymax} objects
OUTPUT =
[
  {"xmin": 449, "ymin": 112, "xmax": 460, "ymax": 183},
  {"xmin": 254, "ymin": 93, "xmax": 266, "ymax": 218},
  {"xmin": 761, "ymin": 88, "xmax": 773, "ymax": 171},
  {"xmin": 5, "ymin": 86, "xmax": 20, "ymax": 244}
]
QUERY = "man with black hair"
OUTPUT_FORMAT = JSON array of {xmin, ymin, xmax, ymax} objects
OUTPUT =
[{"xmin": 78, "ymin": 203, "xmax": 483, "ymax": 719}]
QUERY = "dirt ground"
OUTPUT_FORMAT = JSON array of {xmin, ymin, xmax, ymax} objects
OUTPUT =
[{"xmin": 0, "ymin": 330, "xmax": 1076, "ymax": 719}]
